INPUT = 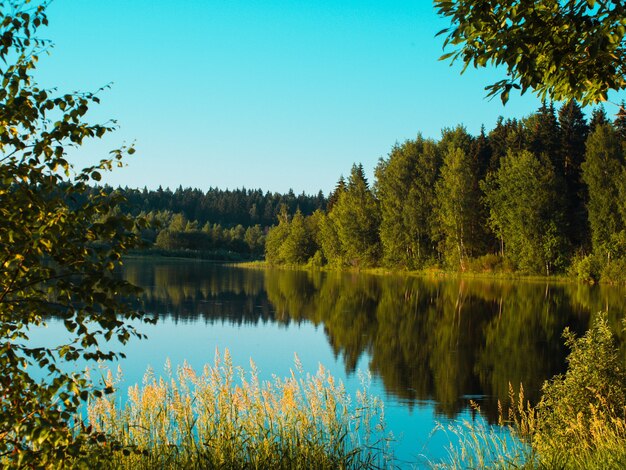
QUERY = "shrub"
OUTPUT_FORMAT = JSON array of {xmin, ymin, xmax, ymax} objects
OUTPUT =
[
  {"xmin": 534, "ymin": 314, "xmax": 626, "ymax": 459},
  {"xmin": 568, "ymin": 252, "xmax": 602, "ymax": 283},
  {"xmin": 437, "ymin": 313, "xmax": 626, "ymax": 469},
  {"xmin": 601, "ymin": 257, "xmax": 626, "ymax": 284}
]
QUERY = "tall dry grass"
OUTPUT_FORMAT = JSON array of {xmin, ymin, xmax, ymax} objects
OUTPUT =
[{"xmin": 86, "ymin": 349, "xmax": 393, "ymax": 469}]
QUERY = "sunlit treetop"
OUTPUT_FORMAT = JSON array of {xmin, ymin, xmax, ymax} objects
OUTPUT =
[{"xmin": 435, "ymin": 0, "xmax": 626, "ymax": 105}]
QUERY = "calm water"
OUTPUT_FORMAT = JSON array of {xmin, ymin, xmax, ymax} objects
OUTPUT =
[{"xmin": 33, "ymin": 258, "xmax": 626, "ymax": 467}]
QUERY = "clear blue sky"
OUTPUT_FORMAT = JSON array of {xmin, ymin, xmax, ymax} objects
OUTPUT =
[{"xmin": 34, "ymin": 0, "xmax": 608, "ymax": 194}]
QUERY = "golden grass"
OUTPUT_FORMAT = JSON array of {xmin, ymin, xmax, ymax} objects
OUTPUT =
[{"xmin": 86, "ymin": 349, "xmax": 393, "ymax": 469}]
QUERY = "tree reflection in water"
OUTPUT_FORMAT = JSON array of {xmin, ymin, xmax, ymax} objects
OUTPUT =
[{"xmin": 122, "ymin": 258, "xmax": 626, "ymax": 422}]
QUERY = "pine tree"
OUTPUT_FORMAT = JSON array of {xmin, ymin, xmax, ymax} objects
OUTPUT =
[
  {"xmin": 327, "ymin": 176, "xmax": 345, "ymax": 212},
  {"xmin": 528, "ymin": 102, "xmax": 562, "ymax": 173},
  {"xmin": 613, "ymin": 100, "xmax": 626, "ymax": 143},
  {"xmin": 330, "ymin": 164, "xmax": 381, "ymax": 267},
  {"xmin": 558, "ymin": 100, "xmax": 590, "ymax": 248},
  {"xmin": 487, "ymin": 117, "xmax": 526, "ymax": 172},
  {"xmin": 589, "ymin": 107, "xmax": 610, "ymax": 134}
]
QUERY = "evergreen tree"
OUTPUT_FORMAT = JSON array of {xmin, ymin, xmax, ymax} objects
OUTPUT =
[
  {"xmin": 558, "ymin": 100, "xmax": 590, "ymax": 248},
  {"xmin": 589, "ymin": 107, "xmax": 609, "ymax": 134},
  {"xmin": 487, "ymin": 117, "xmax": 526, "ymax": 172},
  {"xmin": 327, "ymin": 176, "xmax": 345, "ymax": 212},
  {"xmin": 470, "ymin": 125, "xmax": 492, "ymax": 181},
  {"xmin": 613, "ymin": 100, "xmax": 626, "ymax": 144},
  {"xmin": 528, "ymin": 102, "xmax": 562, "ymax": 173},
  {"xmin": 330, "ymin": 164, "xmax": 381, "ymax": 267}
]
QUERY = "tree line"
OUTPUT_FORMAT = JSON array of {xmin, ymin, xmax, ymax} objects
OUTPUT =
[
  {"xmin": 82, "ymin": 186, "xmax": 327, "ymax": 258},
  {"xmin": 107, "ymin": 185, "xmax": 326, "ymax": 228},
  {"xmin": 266, "ymin": 102, "xmax": 626, "ymax": 282}
]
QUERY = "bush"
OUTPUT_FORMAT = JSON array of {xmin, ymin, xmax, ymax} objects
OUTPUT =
[
  {"xmin": 438, "ymin": 313, "xmax": 626, "ymax": 469},
  {"xmin": 466, "ymin": 254, "xmax": 505, "ymax": 273},
  {"xmin": 601, "ymin": 257, "xmax": 626, "ymax": 284},
  {"xmin": 568, "ymin": 252, "xmax": 602, "ymax": 283}
]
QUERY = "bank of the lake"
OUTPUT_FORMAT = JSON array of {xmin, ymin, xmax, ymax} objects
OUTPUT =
[
  {"xmin": 235, "ymin": 260, "xmax": 579, "ymax": 284},
  {"xmin": 108, "ymin": 260, "xmax": 626, "ymax": 462}
]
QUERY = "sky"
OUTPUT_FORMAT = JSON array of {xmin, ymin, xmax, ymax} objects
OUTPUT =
[{"xmin": 33, "ymin": 0, "xmax": 601, "ymax": 194}]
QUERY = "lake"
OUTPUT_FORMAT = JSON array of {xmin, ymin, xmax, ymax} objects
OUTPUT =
[{"xmin": 32, "ymin": 258, "xmax": 626, "ymax": 467}]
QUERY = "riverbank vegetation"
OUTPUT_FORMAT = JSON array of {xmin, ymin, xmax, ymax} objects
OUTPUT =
[
  {"xmin": 84, "ymin": 350, "xmax": 391, "ymax": 469},
  {"xmin": 265, "ymin": 105, "xmax": 626, "ymax": 283},
  {"xmin": 439, "ymin": 314, "xmax": 626, "ymax": 469}
]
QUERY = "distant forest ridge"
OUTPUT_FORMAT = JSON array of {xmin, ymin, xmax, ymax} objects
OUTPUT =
[
  {"xmin": 93, "ymin": 185, "xmax": 327, "ymax": 228},
  {"xmin": 83, "ymin": 185, "xmax": 326, "ymax": 261}
]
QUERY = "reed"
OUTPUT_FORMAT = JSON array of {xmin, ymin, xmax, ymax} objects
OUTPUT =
[{"xmin": 86, "ymin": 349, "xmax": 393, "ymax": 469}]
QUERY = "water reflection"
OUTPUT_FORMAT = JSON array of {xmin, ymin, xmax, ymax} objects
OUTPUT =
[{"xmin": 123, "ymin": 258, "xmax": 626, "ymax": 422}]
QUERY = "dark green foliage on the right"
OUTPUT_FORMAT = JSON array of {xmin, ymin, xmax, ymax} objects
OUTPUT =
[
  {"xmin": 582, "ymin": 124, "xmax": 626, "ymax": 265},
  {"xmin": 262, "ymin": 102, "xmax": 626, "ymax": 281},
  {"xmin": 537, "ymin": 314, "xmax": 626, "ymax": 448},
  {"xmin": 482, "ymin": 150, "xmax": 567, "ymax": 275}
]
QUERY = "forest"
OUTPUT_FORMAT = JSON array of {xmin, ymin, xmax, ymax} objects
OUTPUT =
[
  {"xmin": 90, "ymin": 185, "xmax": 327, "ymax": 259},
  {"xmin": 265, "ymin": 101, "xmax": 626, "ymax": 282}
]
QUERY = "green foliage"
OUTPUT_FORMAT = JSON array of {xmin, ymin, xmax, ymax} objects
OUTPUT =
[
  {"xmin": 559, "ymin": 100, "xmax": 590, "ymax": 247},
  {"xmin": 244, "ymin": 224, "xmax": 265, "ymax": 256},
  {"xmin": 279, "ymin": 209, "xmax": 315, "ymax": 264},
  {"xmin": 375, "ymin": 136, "xmax": 440, "ymax": 269},
  {"xmin": 318, "ymin": 210, "xmax": 344, "ymax": 267},
  {"xmin": 265, "ymin": 216, "xmax": 290, "ymax": 265},
  {"xmin": 482, "ymin": 150, "xmax": 567, "ymax": 274},
  {"xmin": 435, "ymin": 0, "xmax": 626, "ymax": 105},
  {"xmin": 582, "ymin": 124, "xmax": 626, "ymax": 263},
  {"xmin": 601, "ymin": 256, "xmax": 626, "ymax": 284},
  {"xmin": 532, "ymin": 313, "xmax": 626, "ymax": 466},
  {"xmin": 465, "ymin": 253, "xmax": 510, "ymax": 274},
  {"xmin": 329, "ymin": 164, "xmax": 381, "ymax": 267},
  {"xmin": 153, "ymin": 210, "xmax": 262, "ymax": 257},
  {"xmin": 568, "ymin": 252, "xmax": 602, "ymax": 283},
  {"xmin": 434, "ymin": 143, "xmax": 482, "ymax": 270},
  {"xmin": 0, "ymin": 1, "xmax": 147, "ymax": 465}
]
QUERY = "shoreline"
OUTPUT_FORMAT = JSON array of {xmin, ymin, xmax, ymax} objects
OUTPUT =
[{"xmin": 234, "ymin": 260, "xmax": 579, "ymax": 284}]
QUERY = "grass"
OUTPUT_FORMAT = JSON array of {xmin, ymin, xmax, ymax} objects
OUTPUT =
[
  {"xmin": 235, "ymin": 260, "xmax": 575, "ymax": 284},
  {"xmin": 85, "ymin": 349, "xmax": 394, "ymax": 469}
]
